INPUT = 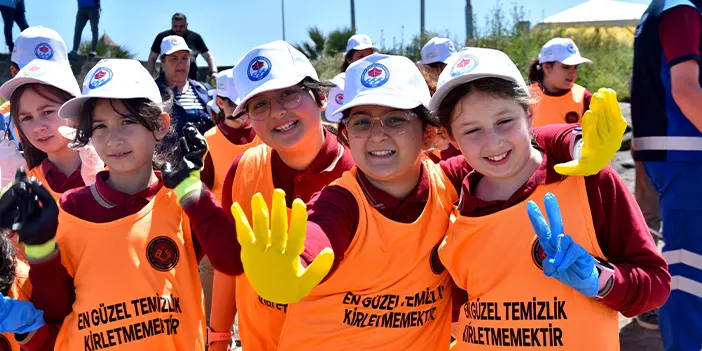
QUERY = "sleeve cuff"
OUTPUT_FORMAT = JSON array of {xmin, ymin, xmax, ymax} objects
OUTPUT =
[{"xmin": 669, "ymin": 54, "xmax": 701, "ymax": 67}]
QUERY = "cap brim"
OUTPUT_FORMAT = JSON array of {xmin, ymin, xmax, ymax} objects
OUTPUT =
[
  {"xmin": 343, "ymin": 46, "xmax": 378, "ymax": 57},
  {"xmin": 233, "ymin": 74, "xmax": 309, "ymax": 116},
  {"xmin": 430, "ymin": 73, "xmax": 526, "ymax": 111},
  {"xmin": 162, "ymin": 47, "xmax": 192, "ymax": 56},
  {"xmin": 333, "ymin": 93, "xmax": 424, "ymax": 117},
  {"xmin": 0, "ymin": 77, "xmax": 43, "ymax": 100},
  {"xmin": 58, "ymin": 96, "xmax": 92, "ymax": 119},
  {"xmin": 560, "ymin": 55, "xmax": 592, "ymax": 65}
]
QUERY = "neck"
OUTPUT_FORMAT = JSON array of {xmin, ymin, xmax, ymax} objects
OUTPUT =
[
  {"xmin": 475, "ymin": 147, "xmax": 543, "ymax": 202},
  {"xmin": 365, "ymin": 161, "xmax": 423, "ymax": 200},
  {"xmin": 276, "ymin": 127, "xmax": 326, "ymax": 171},
  {"xmin": 541, "ymin": 81, "xmax": 560, "ymax": 94},
  {"xmin": 46, "ymin": 147, "xmax": 81, "ymax": 177},
  {"xmin": 168, "ymin": 77, "xmax": 188, "ymax": 91},
  {"xmin": 105, "ymin": 164, "xmax": 158, "ymax": 195}
]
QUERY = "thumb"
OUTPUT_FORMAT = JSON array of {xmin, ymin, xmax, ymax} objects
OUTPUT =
[
  {"xmin": 298, "ymin": 247, "xmax": 334, "ymax": 292},
  {"xmin": 554, "ymin": 159, "xmax": 589, "ymax": 177}
]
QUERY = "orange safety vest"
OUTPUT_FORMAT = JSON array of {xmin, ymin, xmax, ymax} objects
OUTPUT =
[
  {"xmin": 278, "ymin": 159, "xmax": 457, "ymax": 350},
  {"xmin": 229, "ymin": 144, "xmax": 291, "ymax": 350},
  {"xmin": 1, "ymin": 260, "xmax": 31, "ymax": 351},
  {"xmin": 203, "ymin": 126, "xmax": 262, "ymax": 202},
  {"xmin": 27, "ymin": 166, "xmax": 61, "ymax": 201},
  {"xmin": 530, "ymin": 83, "xmax": 586, "ymax": 127},
  {"xmin": 53, "ymin": 187, "xmax": 206, "ymax": 350},
  {"xmin": 439, "ymin": 176, "xmax": 619, "ymax": 350}
]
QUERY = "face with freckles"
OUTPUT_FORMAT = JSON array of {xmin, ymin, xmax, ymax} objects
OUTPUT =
[
  {"xmin": 245, "ymin": 85, "xmax": 326, "ymax": 153},
  {"xmin": 345, "ymin": 105, "xmax": 431, "ymax": 185},
  {"xmin": 449, "ymin": 91, "xmax": 533, "ymax": 180}
]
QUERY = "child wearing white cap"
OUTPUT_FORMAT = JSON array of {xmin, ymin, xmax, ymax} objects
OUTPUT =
[
  {"xmin": 430, "ymin": 47, "xmax": 669, "ymax": 350},
  {"xmin": 417, "ymin": 37, "xmax": 457, "ymax": 77},
  {"xmin": 324, "ymin": 72, "xmax": 345, "ymax": 122},
  {"xmin": 2, "ymin": 59, "xmax": 222, "ymax": 350},
  {"xmin": 158, "ymin": 40, "xmax": 355, "ymax": 350},
  {"xmin": 528, "ymin": 38, "xmax": 594, "ymax": 127},
  {"xmin": 340, "ymin": 34, "xmax": 378, "ymax": 72}
]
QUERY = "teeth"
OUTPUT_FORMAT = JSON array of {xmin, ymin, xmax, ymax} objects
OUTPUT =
[
  {"xmin": 370, "ymin": 150, "xmax": 394, "ymax": 156},
  {"xmin": 274, "ymin": 121, "xmax": 296, "ymax": 132},
  {"xmin": 487, "ymin": 152, "xmax": 508, "ymax": 161}
]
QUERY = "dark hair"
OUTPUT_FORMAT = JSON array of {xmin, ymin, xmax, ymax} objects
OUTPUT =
[
  {"xmin": 417, "ymin": 64, "xmax": 438, "ymax": 96},
  {"xmin": 336, "ymin": 105, "xmax": 439, "ymax": 146},
  {"xmin": 340, "ymin": 51, "xmax": 354, "ymax": 72},
  {"xmin": 0, "ymin": 232, "xmax": 16, "ymax": 296},
  {"xmin": 527, "ymin": 57, "xmax": 556, "ymax": 84},
  {"xmin": 436, "ymin": 78, "xmax": 533, "ymax": 137},
  {"xmin": 73, "ymin": 92, "xmax": 175, "ymax": 168},
  {"xmin": 10, "ymin": 84, "xmax": 75, "ymax": 169},
  {"xmin": 301, "ymin": 77, "xmax": 334, "ymax": 106},
  {"xmin": 172, "ymin": 13, "xmax": 187, "ymax": 22}
]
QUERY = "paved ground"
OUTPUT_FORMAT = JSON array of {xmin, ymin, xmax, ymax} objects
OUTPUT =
[{"xmin": 231, "ymin": 103, "xmax": 667, "ymax": 350}]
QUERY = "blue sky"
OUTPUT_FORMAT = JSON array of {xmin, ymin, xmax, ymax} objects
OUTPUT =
[{"xmin": 17, "ymin": 0, "xmax": 650, "ymax": 67}]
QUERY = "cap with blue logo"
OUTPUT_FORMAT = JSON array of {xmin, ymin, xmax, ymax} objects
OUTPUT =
[
  {"xmin": 325, "ymin": 73, "xmax": 345, "ymax": 122},
  {"xmin": 233, "ymin": 40, "xmax": 319, "ymax": 116},
  {"xmin": 160, "ymin": 35, "xmax": 191, "ymax": 57},
  {"xmin": 214, "ymin": 68, "xmax": 238, "ymax": 103},
  {"xmin": 11, "ymin": 26, "xmax": 68, "ymax": 69},
  {"xmin": 344, "ymin": 34, "xmax": 377, "ymax": 56},
  {"xmin": 59, "ymin": 59, "xmax": 162, "ymax": 119},
  {"xmin": 429, "ymin": 47, "xmax": 528, "ymax": 111},
  {"xmin": 417, "ymin": 37, "xmax": 457, "ymax": 65},
  {"xmin": 538, "ymin": 38, "xmax": 592, "ymax": 65},
  {"xmin": 333, "ymin": 53, "xmax": 430, "ymax": 116},
  {"xmin": 0, "ymin": 59, "xmax": 80, "ymax": 100}
]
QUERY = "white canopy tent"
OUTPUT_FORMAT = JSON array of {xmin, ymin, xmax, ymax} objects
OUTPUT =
[{"xmin": 536, "ymin": 0, "xmax": 649, "ymax": 28}]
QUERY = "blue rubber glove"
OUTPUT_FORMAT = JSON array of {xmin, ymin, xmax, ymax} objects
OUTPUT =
[
  {"xmin": 0, "ymin": 293, "xmax": 45, "ymax": 334},
  {"xmin": 526, "ymin": 193, "xmax": 599, "ymax": 297}
]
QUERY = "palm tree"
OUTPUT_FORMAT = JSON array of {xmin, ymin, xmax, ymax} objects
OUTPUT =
[
  {"xmin": 79, "ymin": 33, "xmax": 135, "ymax": 59},
  {"xmin": 325, "ymin": 27, "xmax": 355, "ymax": 56},
  {"xmin": 295, "ymin": 27, "xmax": 355, "ymax": 60},
  {"xmin": 294, "ymin": 27, "xmax": 326, "ymax": 60}
]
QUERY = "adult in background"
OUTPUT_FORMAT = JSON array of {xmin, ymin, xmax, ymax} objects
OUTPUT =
[
  {"xmin": 0, "ymin": 0, "xmax": 28, "ymax": 52},
  {"xmin": 154, "ymin": 35, "xmax": 213, "ymax": 146},
  {"xmin": 147, "ymin": 12, "xmax": 217, "ymax": 81},
  {"xmin": 340, "ymin": 34, "xmax": 377, "ymax": 72},
  {"xmin": 632, "ymin": 0, "xmax": 702, "ymax": 349},
  {"xmin": 69, "ymin": 0, "xmax": 100, "ymax": 57}
]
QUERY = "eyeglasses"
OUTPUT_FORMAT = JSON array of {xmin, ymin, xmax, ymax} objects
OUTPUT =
[
  {"xmin": 244, "ymin": 87, "xmax": 309, "ymax": 121},
  {"xmin": 344, "ymin": 111, "xmax": 417, "ymax": 138}
]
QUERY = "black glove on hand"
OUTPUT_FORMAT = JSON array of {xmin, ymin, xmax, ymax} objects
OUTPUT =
[
  {"xmin": 0, "ymin": 169, "xmax": 58, "ymax": 245},
  {"xmin": 161, "ymin": 123, "xmax": 209, "ymax": 193}
]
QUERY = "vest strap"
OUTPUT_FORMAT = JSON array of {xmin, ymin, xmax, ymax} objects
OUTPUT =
[{"xmin": 634, "ymin": 136, "xmax": 702, "ymax": 151}]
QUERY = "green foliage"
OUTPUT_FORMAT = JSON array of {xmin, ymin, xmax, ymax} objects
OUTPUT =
[
  {"xmin": 294, "ymin": 27, "xmax": 355, "ymax": 61},
  {"xmin": 79, "ymin": 33, "xmax": 135, "ymax": 59}
]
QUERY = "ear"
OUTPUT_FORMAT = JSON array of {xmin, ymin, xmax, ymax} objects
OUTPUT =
[
  {"xmin": 154, "ymin": 112, "xmax": 171, "ymax": 140},
  {"xmin": 317, "ymin": 91, "xmax": 328, "ymax": 112},
  {"xmin": 215, "ymin": 96, "xmax": 225, "ymax": 110},
  {"xmin": 9, "ymin": 65, "xmax": 19, "ymax": 77},
  {"xmin": 422, "ymin": 125, "xmax": 438, "ymax": 150}
]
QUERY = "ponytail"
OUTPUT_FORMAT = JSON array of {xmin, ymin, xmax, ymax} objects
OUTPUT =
[{"xmin": 527, "ymin": 57, "xmax": 544, "ymax": 84}]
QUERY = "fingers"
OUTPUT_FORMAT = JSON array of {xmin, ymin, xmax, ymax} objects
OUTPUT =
[
  {"xmin": 269, "ymin": 189, "xmax": 287, "ymax": 253},
  {"xmin": 299, "ymin": 247, "xmax": 334, "ymax": 293},
  {"xmin": 553, "ymin": 159, "xmax": 581, "ymax": 176},
  {"xmin": 14, "ymin": 168, "xmax": 26, "ymax": 182},
  {"xmin": 286, "ymin": 198, "xmax": 308, "ymax": 257},
  {"xmin": 251, "ymin": 193, "xmax": 270, "ymax": 252},
  {"xmin": 28, "ymin": 181, "xmax": 57, "ymax": 214},
  {"xmin": 231, "ymin": 202, "xmax": 255, "ymax": 248},
  {"xmin": 580, "ymin": 110, "xmax": 597, "ymax": 150},
  {"xmin": 526, "ymin": 201, "xmax": 555, "ymax": 256},
  {"xmin": 543, "ymin": 193, "xmax": 564, "ymax": 238},
  {"xmin": 178, "ymin": 137, "xmax": 190, "ymax": 156}
]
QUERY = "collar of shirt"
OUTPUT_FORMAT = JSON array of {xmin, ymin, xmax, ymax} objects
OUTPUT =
[
  {"xmin": 538, "ymin": 83, "xmax": 572, "ymax": 97},
  {"xmin": 92, "ymin": 170, "xmax": 163, "ymax": 209},
  {"xmin": 40, "ymin": 158, "xmax": 84, "ymax": 193},
  {"xmin": 355, "ymin": 162, "xmax": 429, "ymax": 211},
  {"xmin": 458, "ymin": 151, "xmax": 564, "ymax": 216},
  {"xmin": 217, "ymin": 121, "xmax": 256, "ymax": 145},
  {"xmin": 271, "ymin": 128, "xmax": 345, "ymax": 181}
]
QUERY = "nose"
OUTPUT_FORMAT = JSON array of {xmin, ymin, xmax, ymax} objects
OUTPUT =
[
  {"xmin": 31, "ymin": 121, "xmax": 47, "ymax": 134},
  {"xmin": 368, "ymin": 120, "xmax": 388, "ymax": 143},
  {"xmin": 269, "ymin": 99, "xmax": 287, "ymax": 120},
  {"xmin": 482, "ymin": 128, "xmax": 505, "ymax": 150},
  {"xmin": 106, "ymin": 128, "xmax": 125, "ymax": 149}
]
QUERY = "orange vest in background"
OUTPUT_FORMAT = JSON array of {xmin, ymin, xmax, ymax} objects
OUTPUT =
[
  {"xmin": 530, "ymin": 83, "xmax": 586, "ymax": 127},
  {"xmin": 278, "ymin": 160, "xmax": 457, "ymax": 351},
  {"xmin": 230, "ymin": 144, "xmax": 290, "ymax": 351},
  {"xmin": 203, "ymin": 126, "xmax": 262, "ymax": 202},
  {"xmin": 439, "ymin": 176, "xmax": 619, "ymax": 350},
  {"xmin": 1, "ymin": 260, "xmax": 31, "ymax": 351},
  {"xmin": 53, "ymin": 188, "xmax": 206, "ymax": 350},
  {"xmin": 27, "ymin": 166, "xmax": 61, "ymax": 201}
]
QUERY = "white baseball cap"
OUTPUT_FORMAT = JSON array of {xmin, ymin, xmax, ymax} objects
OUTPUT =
[
  {"xmin": 538, "ymin": 38, "xmax": 592, "ymax": 65},
  {"xmin": 59, "ymin": 59, "xmax": 162, "ymax": 119},
  {"xmin": 11, "ymin": 26, "xmax": 68, "ymax": 69},
  {"xmin": 233, "ymin": 40, "xmax": 318, "ymax": 116},
  {"xmin": 0, "ymin": 59, "xmax": 80, "ymax": 100},
  {"xmin": 207, "ymin": 99, "xmax": 220, "ymax": 114},
  {"xmin": 325, "ymin": 73, "xmax": 345, "ymax": 122},
  {"xmin": 429, "ymin": 47, "xmax": 528, "ymax": 111},
  {"xmin": 417, "ymin": 37, "xmax": 457, "ymax": 65},
  {"xmin": 160, "ymin": 35, "xmax": 191, "ymax": 57},
  {"xmin": 344, "ymin": 34, "xmax": 377, "ymax": 56},
  {"xmin": 214, "ymin": 69, "xmax": 238, "ymax": 102},
  {"xmin": 333, "ymin": 53, "xmax": 430, "ymax": 116}
]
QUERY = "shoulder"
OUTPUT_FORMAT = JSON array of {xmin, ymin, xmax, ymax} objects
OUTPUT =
[{"xmin": 59, "ymin": 185, "xmax": 93, "ymax": 216}]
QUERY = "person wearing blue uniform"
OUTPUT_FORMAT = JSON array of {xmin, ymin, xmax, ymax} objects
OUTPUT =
[{"xmin": 632, "ymin": 0, "xmax": 702, "ymax": 349}]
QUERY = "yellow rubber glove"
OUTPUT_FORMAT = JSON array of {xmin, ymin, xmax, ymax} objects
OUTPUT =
[
  {"xmin": 231, "ymin": 189, "xmax": 335, "ymax": 304},
  {"xmin": 554, "ymin": 88, "xmax": 628, "ymax": 176}
]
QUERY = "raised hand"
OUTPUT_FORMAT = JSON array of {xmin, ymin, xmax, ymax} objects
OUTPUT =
[
  {"xmin": 0, "ymin": 293, "xmax": 45, "ymax": 334},
  {"xmin": 554, "ymin": 88, "xmax": 628, "ymax": 176},
  {"xmin": 526, "ymin": 193, "xmax": 599, "ymax": 297},
  {"xmin": 231, "ymin": 189, "xmax": 334, "ymax": 304},
  {"xmin": 161, "ymin": 123, "xmax": 209, "ymax": 203}
]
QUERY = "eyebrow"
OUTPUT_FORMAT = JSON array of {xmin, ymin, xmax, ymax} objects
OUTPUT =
[{"xmin": 17, "ymin": 103, "xmax": 59, "ymax": 116}]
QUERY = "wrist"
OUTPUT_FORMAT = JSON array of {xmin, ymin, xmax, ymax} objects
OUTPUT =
[
  {"xmin": 593, "ymin": 257, "xmax": 615, "ymax": 299},
  {"xmin": 173, "ymin": 174, "xmax": 202, "ymax": 204},
  {"xmin": 23, "ymin": 239, "xmax": 56, "ymax": 260},
  {"xmin": 207, "ymin": 327, "xmax": 232, "ymax": 346}
]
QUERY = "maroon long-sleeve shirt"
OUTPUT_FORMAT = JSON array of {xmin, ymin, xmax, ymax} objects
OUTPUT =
[{"xmin": 201, "ymin": 121, "xmax": 257, "ymax": 190}]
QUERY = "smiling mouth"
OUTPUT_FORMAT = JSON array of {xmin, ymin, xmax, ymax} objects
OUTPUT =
[
  {"xmin": 36, "ymin": 135, "xmax": 53, "ymax": 142},
  {"xmin": 273, "ymin": 120, "xmax": 298, "ymax": 132},
  {"xmin": 368, "ymin": 150, "xmax": 396, "ymax": 157},
  {"xmin": 108, "ymin": 151, "xmax": 132, "ymax": 159}
]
